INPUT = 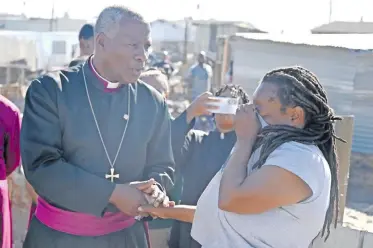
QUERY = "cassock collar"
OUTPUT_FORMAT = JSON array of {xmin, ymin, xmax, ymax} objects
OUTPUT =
[
  {"xmin": 88, "ymin": 56, "xmax": 122, "ymax": 92},
  {"xmin": 214, "ymin": 130, "xmax": 236, "ymax": 140}
]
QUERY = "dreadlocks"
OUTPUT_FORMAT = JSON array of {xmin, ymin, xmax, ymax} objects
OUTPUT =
[
  {"xmin": 252, "ymin": 66, "xmax": 345, "ymax": 240},
  {"xmin": 215, "ymin": 84, "xmax": 250, "ymax": 104}
]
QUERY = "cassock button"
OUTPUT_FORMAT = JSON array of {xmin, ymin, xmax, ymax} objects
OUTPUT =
[{"xmin": 123, "ymin": 114, "xmax": 129, "ymax": 120}]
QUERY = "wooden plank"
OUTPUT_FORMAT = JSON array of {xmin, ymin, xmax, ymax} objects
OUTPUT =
[{"xmin": 335, "ymin": 115, "xmax": 354, "ymax": 223}]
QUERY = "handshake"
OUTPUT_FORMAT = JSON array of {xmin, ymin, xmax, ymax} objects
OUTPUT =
[{"xmin": 110, "ymin": 178, "xmax": 174, "ymax": 220}]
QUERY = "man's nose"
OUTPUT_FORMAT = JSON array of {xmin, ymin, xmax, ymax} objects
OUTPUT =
[{"xmin": 134, "ymin": 48, "xmax": 148, "ymax": 63}]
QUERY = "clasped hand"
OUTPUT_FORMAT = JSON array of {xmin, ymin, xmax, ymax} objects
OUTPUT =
[{"xmin": 111, "ymin": 178, "xmax": 173, "ymax": 218}]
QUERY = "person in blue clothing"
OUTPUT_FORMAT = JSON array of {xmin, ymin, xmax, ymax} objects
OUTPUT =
[{"xmin": 185, "ymin": 51, "xmax": 215, "ymax": 132}]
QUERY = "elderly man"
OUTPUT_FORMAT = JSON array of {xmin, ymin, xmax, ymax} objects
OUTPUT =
[{"xmin": 21, "ymin": 6, "xmax": 174, "ymax": 248}]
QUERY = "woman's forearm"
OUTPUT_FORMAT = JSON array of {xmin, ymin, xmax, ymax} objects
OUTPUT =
[
  {"xmin": 164, "ymin": 205, "xmax": 196, "ymax": 223},
  {"xmin": 219, "ymin": 139, "xmax": 255, "ymax": 209}
]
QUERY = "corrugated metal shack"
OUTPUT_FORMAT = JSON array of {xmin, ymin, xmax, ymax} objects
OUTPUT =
[{"xmin": 223, "ymin": 33, "xmax": 373, "ymax": 154}]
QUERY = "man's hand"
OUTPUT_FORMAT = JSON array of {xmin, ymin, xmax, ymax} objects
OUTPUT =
[
  {"xmin": 235, "ymin": 103, "xmax": 260, "ymax": 142},
  {"xmin": 138, "ymin": 181, "xmax": 170, "ymax": 208},
  {"xmin": 186, "ymin": 92, "xmax": 220, "ymax": 123},
  {"xmin": 109, "ymin": 179, "xmax": 155, "ymax": 216},
  {"xmin": 127, "ymin": 179, "xmax": 171, "ymax": 219}
]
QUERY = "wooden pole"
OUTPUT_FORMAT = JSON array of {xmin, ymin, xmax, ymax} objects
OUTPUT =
[
  {"xmin": 213, "ymin": 36, "xmax": 224, "ymax": 92},
  {"xmin": 329, "ymin": 0, "xmax": 333, "ymax": 23},
  {"xmin": 221, "ymin": 36, "xmax": 229, "ymax": 87},
  {"xmin": 49, "ymin": 0, "xmax": 55, "ymax": 31},
  {"xmin": 334, "ymin": 115, "xmax": 354, "ymax": 223},
  {"xmin": 6, "ymin": 67, "xmax": 10, "ymax": 84},
  {"xmin": 20, "ymin": 68, "xmax": 25, "ymax": 85},
  {"xmin": 183, "ymin": 18, "xmax": 189, "ymax": 64}
]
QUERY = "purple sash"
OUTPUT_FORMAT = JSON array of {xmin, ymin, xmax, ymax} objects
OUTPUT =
[
  {"xmin": 35, "ymin": 197, "xmax": 136, "ymax": 236},
  {"xmin": 0, "ymin": 179, "xmax": 11, "ymax": 248}
]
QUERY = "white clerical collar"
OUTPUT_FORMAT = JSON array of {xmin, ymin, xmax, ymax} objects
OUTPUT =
[{"xmin": 89, "ymin": 58, "xmax": 120, "ymax": 89}]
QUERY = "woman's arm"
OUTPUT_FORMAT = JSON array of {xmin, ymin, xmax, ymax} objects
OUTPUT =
[
  {"xmin": 218, "ymin": 105, "xmax": 312, "ymax": 214},
  {"xmin": 138, "ymin": 205, "xmax": 196, "ymax": 223}
]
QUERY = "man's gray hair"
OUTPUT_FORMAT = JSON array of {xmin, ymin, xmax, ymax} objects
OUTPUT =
[{"xmin": 95, "ymin": 6, "xmax": 145, "ymax": 38}]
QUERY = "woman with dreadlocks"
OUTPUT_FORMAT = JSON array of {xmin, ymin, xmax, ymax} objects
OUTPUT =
[
  {"xmin": 139, "ymin": 84, "xmax": 250, "ymax": 248},
  {"xmin": 140, "ymin": 66, "xmax": 342, "ymax": 248},
  {"xmin": 192, "ymin": 65, "xmax": 342, "ymax": 247}
]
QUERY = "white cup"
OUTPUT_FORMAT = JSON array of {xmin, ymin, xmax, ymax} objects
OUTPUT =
[{"xmin": 208, "ymin": 97, "xmax": 239, "ymax": 115}]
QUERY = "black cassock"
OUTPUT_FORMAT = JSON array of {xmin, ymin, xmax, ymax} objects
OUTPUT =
[{"xmin": 21, "ymin": 62, "xmax": 175, "ymax": 248}]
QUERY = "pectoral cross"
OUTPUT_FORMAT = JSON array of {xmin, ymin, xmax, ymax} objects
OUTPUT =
[{"xmin": 105, "ymin": 168, "xmax": 119, "ymax": 182}]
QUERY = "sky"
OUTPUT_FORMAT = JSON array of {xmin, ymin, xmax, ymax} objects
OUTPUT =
[{"xmin": 2, "ymin": 0, "xmax": 373, "ymax": 33}]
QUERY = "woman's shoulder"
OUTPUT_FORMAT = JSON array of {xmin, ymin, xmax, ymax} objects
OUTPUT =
[{"xmin": 275, "ymin": 142, "xmax": 326, "ymax": 163}]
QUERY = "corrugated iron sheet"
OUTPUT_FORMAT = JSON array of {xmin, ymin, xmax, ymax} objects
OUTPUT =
[
  {"xmin": 230, "ymin": 34, "xmax": 373, "ymax": 154},
  {"xmin": 351, "ymin": 68, "xmax": 373, "ymax": 154},
  {"xmin": 233, "ymin": 33, "xmax": 373, "ymax": 51}
]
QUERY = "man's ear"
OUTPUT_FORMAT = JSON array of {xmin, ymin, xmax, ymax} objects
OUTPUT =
[{"xmin": 96, "ymin": 33, "xmax": 105, "ymax": 50}]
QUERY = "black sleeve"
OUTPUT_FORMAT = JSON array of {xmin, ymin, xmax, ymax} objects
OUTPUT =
[
  {"xmin": 176, "ymin": 130, "xmax": 207, "ymax": 171},
  {"xmin": 171, "ymin": 110, "xmax": 195, "ymax": 163},
  {"xmin": 143, "ymin": 99, "xmax": 175, "ymax": 192}
]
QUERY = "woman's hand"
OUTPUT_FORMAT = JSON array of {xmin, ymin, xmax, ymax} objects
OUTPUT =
[
  {"xmin": 235, "ymin": 103, "xmax": 260, "ymax": 142},
  {"xmin": 138, "ymin": 202, "xmax": 175, "ymax": 219},
  {"xmin": 138, "ymin": 204, "xmax": 196, "ymax": 223}
]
